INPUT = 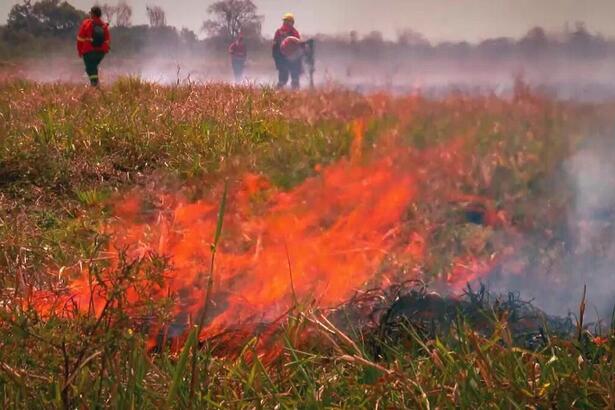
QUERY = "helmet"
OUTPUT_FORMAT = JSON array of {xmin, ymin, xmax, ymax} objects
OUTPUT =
[{"xmin": 282, "ymin": 12, "xmax": 295, "ymax": 22}]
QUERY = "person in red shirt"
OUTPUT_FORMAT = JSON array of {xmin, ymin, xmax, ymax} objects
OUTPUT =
[
  {"xmin": 228, "ymin": 34, "xmax": 247, "ymax": 82},
  {"xmin": 272, "ymin": 13, "xmax": 302, "ymax": 89},
  {"xmin": 76, "ymin": 6, "xmax": 110, "ymax": 86}
]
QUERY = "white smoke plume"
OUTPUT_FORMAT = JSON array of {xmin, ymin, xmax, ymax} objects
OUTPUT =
[{"xmin": 480, "ymin": 136, "xmax": 615, "ymax": 327}]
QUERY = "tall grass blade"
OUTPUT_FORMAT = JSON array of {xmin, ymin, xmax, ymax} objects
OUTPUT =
[
  {"xmin": 190, "ymin": 180, "xmax": 229, "ymax": 405},
  {"xmin": 167, "ymin": 326, "xmax": 198, "ymax": 407}
]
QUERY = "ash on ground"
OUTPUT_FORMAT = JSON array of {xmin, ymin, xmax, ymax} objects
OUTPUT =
[{"xmin": 329, "ymin": 281, "xmax": 576, "ymax": 357}]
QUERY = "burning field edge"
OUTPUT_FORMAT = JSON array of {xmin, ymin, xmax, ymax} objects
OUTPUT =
[{"xmin": 1, "ymin": 79, "xmax": 614, "ymax": 408}]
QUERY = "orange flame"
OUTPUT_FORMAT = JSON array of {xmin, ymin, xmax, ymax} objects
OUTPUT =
[{"xmin": 37, "ymin": 125, "xmax": 510, "ymax": 351}]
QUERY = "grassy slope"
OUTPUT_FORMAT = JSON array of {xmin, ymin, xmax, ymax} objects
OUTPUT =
[{"xmin": 0, "ymin": 79, "xmax": 614, "ymax": 408}]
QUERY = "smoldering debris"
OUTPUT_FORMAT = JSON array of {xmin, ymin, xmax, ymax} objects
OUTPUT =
[{"xmin": 329, "ymin": 281, "xmax": 579, "ymax": 356}]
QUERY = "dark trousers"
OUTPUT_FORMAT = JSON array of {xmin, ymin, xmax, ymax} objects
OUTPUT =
[
  {"xmin": 83, "ymin": 51, "xmax": 105, "ymax": 86},
  {"xmin": 277, "ymin": 59, "xmax": 302, "ymax": 89},
  {"xmin": 231, "ymin": 58, "xmax": 246, "ymax": 82}
]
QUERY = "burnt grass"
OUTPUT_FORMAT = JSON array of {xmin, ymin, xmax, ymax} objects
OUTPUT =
[{"xmin": 1, "ymin": 78, "xmax": 614, "ymax": 408}]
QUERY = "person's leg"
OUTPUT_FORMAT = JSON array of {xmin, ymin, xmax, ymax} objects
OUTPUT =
[
  {"xmin": 83, "ymin": 53, "xmax": 96, "ymax": 86},
  {"xmin": 232, "ymin": 59, "xmax": 244, "ymax": 82},
  {"xmin": 290, "ymin": 70, "xmax": 300, "ymax": 89},
  {"xmin": 237, "ymin": 61, "xmax": 245, "ymax": 81},
  {"xmin": 290, "ymin": 61, "xmax": 301, "ymax": 89},
  {"xmin": 94, "ymin": 52, "xmax": 105, "ymax": 86},
  {"xmin": 232, "ymin": 60, "xmax": 240, "ymax": 82},
  {"xmin": 83, "ymin": 51, "xmax": 105, "ymax": 87},
  {"xmin": 277, "ymin": 66, "xmax": 289, "ymax": 88}
]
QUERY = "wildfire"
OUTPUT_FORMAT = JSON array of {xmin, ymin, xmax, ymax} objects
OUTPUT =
[{"xmin": 40, "ymin": 120, "xmax": 505, "ymax": 350}]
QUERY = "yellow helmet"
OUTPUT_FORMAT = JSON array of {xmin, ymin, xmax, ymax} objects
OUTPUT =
[{"xmin": 282, "ymin": 12, "xmax": 295, "ymax": 22}]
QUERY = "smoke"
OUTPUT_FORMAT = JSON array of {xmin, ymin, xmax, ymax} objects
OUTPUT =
[
  {"xmin": 564, "ymin": 137, "xmax": 615, "ymax": 320},
  {"xmin": 479, "ymin": 136, "xmax": 615, "ymax": 326},
  {"xmin": 5, "ymin": 44, "xmax": 615, "ymax": 101}
]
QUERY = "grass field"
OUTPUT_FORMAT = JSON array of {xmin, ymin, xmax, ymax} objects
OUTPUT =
[{"xmin": 1, "ymin": 78, "xmax": 614, "ymax": 408}]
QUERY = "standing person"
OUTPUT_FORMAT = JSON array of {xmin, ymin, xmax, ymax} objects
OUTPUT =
[
  {"xmin": 273, "ymin": 13, "xmax": 302, "ymax": 89},
  {"xmin": 228, "ymin": 34, "xmax": 247, "ymax": 82},
  {"xmin": 76, "ymin": 6, "xmax": 110, "ymax": 87}
]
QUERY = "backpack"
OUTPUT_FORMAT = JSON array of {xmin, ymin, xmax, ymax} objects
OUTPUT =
[{"xmin": 91, "ymin": 21, "xmax": 105, "ymax": 48}]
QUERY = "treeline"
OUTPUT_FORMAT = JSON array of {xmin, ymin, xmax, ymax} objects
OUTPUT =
[
  {"xmin": 0, "ymin": 0, "xmax": 265, "ymax": 59},
  {"xmin": 315, "ymin": 24, "xmax": 614, "ymax": 63},
  {"xmin": 1, "ymin": 0, "xmax": 614, "ymax": 62}
]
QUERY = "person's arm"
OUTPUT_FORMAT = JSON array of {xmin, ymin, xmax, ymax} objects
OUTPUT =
[
  {"xmin": 273, "ymin": 29, "xmax": 282, "ymax": 46},
  {"xmin": 76, "ymin": 20, "xmax": 91, "ymax": 42},
  {"xmin": 76, "ymin": 20, "xmax": 89, "ymax": 56},
  {"xmin": 104, "ymin": 23, "xmax": 111, "ymax": 49}
]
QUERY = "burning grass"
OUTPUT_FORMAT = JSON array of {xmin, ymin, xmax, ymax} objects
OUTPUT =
[{"xmin": 1, "ymin": 79, "xmax": 614, "ymax": 408}]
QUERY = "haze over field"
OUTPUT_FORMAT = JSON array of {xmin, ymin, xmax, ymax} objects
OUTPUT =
[{"xmin": 1, "ymin": 0, "xmax": 615, "ymax": 101}]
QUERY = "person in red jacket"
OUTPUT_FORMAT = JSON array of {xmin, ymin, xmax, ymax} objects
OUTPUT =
[
  {"xmin": 76, "ymin": 6, "xmax": 110, "ymax": 86},
  {"xmin": 228, "ymin": 34, "xmax": 247, "ymax": 82},
  {"xmin": 273, "ymin": 13, "xmax": 302, "ymax": 89}
]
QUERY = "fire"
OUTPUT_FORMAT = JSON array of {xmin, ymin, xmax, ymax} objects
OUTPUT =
[
  {"xmin": 112, "ymin": 144, "xmax": 416, "ymax": 344},
  {"xmin": 38, "ymin": 121, "xmax": 507, "ymax": 350}
]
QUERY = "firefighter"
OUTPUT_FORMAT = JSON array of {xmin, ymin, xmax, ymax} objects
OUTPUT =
[
  {"xmin": 228, "ymin": 34, "xmax": 247, "ymax": 82},
  {"xmin": 76, "ymin": 6, "xmax": 110, "ymax": 87},
  {"xmin": 272, "ymin": 13, "xmax": 302, "ymax": 89}
]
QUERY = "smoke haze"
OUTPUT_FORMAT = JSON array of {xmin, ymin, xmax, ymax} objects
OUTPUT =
[{"xmin": 478, "ymin": 136, "xmax": 615, "ymax": 325}]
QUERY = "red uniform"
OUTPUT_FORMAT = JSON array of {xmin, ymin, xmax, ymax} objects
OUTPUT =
[
  {"xmin": 273, "ymin": 23, "xmax": 302, "ymax": 89},
  {"xmin": 228, "ymin": 40, "xmax": 247, "ymax": 59},
  {"xmin": 228, "ymin": 39, "xmax": 247, "ymax": 81},
  {"xmin": 76, "ymin": 17, "xmax": 110, "ymax": 57}
]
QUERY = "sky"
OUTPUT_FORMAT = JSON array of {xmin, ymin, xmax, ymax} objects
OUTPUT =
[{"xmin": 2, "ymin": 0, "xmax": 615, "ymax": 43}]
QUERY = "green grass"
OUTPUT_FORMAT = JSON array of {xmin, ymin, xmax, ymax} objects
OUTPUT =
[
  {"xmin": 0, "ymin": 79, "xmax": 614, "ymax": 408},
  {"xmin": 1, "ymin": 277, "xmax": 613, "ymax": 408}
]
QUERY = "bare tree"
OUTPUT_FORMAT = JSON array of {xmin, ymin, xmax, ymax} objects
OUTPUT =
[
  {"xmin": 202, "ymin": 0, "xmax": 262, "ymax": 41},
  {"xmin": 100, "ymin": 3, "xmax": 117, "ymax": 23},
  {"xmin": 115, "ymin": 1, "xmax": 132, "ymax": 27},
  {"xmin": 146, "ymin": 5, "xmax": 166, "ymax": 28}
]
